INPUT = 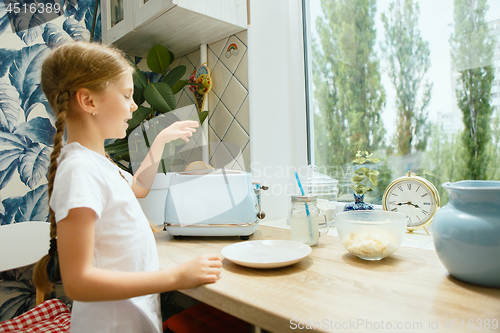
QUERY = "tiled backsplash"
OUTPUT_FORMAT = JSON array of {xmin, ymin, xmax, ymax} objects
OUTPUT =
[{"xmin": 170, "ymin": 30, "xmax": 250, "ymax": 172}]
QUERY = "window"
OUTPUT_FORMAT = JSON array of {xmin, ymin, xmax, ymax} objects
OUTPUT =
[{"xmin": 303, "ymin": 0, "xmax": 500, "ymax": 205}]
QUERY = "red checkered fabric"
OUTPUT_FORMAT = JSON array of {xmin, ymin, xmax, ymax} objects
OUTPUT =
[{"xmin": 0, "ymin": 299, "xmax": 71, "ymax": 333}]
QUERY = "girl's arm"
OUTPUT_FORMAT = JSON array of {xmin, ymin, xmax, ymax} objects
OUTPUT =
[
  {"xmin": 57, "ymin": 207, "xmax": 221, "ymax": 302},
  {"xmin": 131, "ymin": 120, "xmax": 199, "ymax": 198}
]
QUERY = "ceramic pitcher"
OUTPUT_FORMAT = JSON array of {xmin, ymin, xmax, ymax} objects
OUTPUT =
[{"xmin": 433, "ymin": 180, "xmax": 500, "ymax": 287}]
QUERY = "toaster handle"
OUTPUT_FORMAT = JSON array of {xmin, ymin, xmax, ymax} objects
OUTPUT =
[{"xmin": 256, "ymin": 185, "xmax": 269, "ymax": 220}]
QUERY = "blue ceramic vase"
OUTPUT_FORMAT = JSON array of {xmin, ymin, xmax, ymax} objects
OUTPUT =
[
  {"xmin": 343, "ymin": 194, "xmax": 374, "ymax": 212},
  {"xmin": 433, "ymin": 181, "xmax": 500, "ymax": 288}
]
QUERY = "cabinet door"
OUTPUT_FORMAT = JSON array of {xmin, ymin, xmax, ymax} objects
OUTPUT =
[
  {"xmin": 132, "ymin": 0, "xmax": 175, "ymax": 29},
  {"xmin": 102, "ymin": 0, "xmax": 133, "ymax": 44}
]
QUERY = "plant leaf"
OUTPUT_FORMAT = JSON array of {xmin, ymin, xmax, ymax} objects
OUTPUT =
[
  {"xmin": 144, "ymin": 82, "xmax": 175, "ymax": 113},
  {"xmin": 147, "ymin": 45, "xmax": 170, "ymax": 75},
  {"xmin": 0, "ymin": 149, "xmax": 23, "ymax": 191},
  {"xmin": 0, "ymin": 78, "xmax": 23, "ymax": 132},
  {"xmin": 127, "ymin": 106, "xmax": 151, "ymax": 131},
  {"xmin": 63, "ymin": 17, "xmax": 90, "ymax": 41},
  {"xmin": 351, "ymin": 175, "xmax": 365, "ymax": 183},
  {"xmin": 133, "ymin": 88, "xmax": 145, "ymax": 106},
  {"xmin": 18, "ymin": 143, "xmax": 50, "ymax": 189},
  {"xmin": 133, "ymin": 65, "xmax": 147, "ymax": 90},
  {"xmin": 369, "ymin": 174, "xmax": 378, "ymax": 187},
  {"xmin": 105, "ymin": 138, "xmax": 129, "ymax": 155},
  {"xmin": 14, "ymin": 184, "xmax": 49, "ymax": 222},
  {"xmin": 0, "ymin": 48, "xmax": 17, "ymax": 78},
  {"xmin": 14, "ymin": 117, "xmax": 55, "ymax": 147},
  {"xmin": 0, "ymin": 131, "xmax": 28, "ymax": 150},
  {"xmin": 42, "ymin": 23, "xmax": 72, "ymax": 49},
  {"xmin": 9, "ymin": 44, "xmax": 51, "ymax": 114},
  {"xmin": 198, "ymin": 111, "xmax": 209, "ymax": 124},
  {"xmin": 355, "ymin": 167, "xmax": 369, "ymax": 175},
  {"xmin": 164, "ymin": 65, "xmax": 186, "ymax": 88},
  {"xmin": 171, "ymin": 80, "xmax": 188, "ymax": 95}
]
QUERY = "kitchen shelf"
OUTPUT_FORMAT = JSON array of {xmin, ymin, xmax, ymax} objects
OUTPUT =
[{"xmin": 102, "ymin": 0, "xmax": 248, "ymax": 58}]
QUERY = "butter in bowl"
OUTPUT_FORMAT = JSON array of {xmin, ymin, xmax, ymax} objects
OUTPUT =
[{"xmin": 335, "ymin": 211, "xmax": 408, "ymax": 260}]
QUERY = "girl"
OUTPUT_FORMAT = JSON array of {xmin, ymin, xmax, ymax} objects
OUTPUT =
[{"xmin": 33, "ymin": 41, "xmax": 222, "ymax": 333}]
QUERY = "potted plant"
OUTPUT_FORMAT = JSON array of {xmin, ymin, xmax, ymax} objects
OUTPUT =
[{"xmin": 344, "ymin": 150, "xmax": 380, "ymax": 211}]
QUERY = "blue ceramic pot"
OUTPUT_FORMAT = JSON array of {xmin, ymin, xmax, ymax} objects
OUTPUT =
[
  {"xmin": 433, "ymin": 181, "xmax": 500, "ymax": 287},
  {"xmin": 343, "ymin": 194, "xmax": 374, "ymax": 212}
]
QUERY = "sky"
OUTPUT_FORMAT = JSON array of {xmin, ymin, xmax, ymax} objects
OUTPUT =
[{"xmin": 307, "ymin": 0, "xmax": 500, "ymax": 141}]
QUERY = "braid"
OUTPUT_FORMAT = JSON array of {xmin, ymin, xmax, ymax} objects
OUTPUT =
[{"xmin": 33, "ymin": 91, "xmax": 69, "ymax": 295}]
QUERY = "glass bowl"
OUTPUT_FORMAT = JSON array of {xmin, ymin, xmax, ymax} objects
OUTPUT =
[{"xmin": 335, "ymin": 211, "xmax": 408, "ymax": 260}]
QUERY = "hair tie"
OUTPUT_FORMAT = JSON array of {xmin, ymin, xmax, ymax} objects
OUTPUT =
[
  {"xmin": 56, "ymin": 90, "xmax": 70, "ymax": 104},
  {"xmin": 48, "ymin": 238, "xmax": 58, "ymax": 257}
]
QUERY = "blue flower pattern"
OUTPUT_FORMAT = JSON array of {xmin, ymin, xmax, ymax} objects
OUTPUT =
[{"xmin": 0, "ymin": 1, "xmax": 100, "ymax": 226}]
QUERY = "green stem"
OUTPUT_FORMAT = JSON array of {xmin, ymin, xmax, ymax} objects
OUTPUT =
[{"xmin": 140, "ymin": 122, "xmax": 167, "ymax": 174}]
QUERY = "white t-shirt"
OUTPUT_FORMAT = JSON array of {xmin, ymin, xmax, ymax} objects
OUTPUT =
[{"xmin": 50, "ymin": 142, "xmax": 162, "ymax": 333}]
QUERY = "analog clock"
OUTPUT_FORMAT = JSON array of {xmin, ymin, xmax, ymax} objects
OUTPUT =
[{"xmin": 382, "ymin": 171, "xmax": 440, "ymax": 234}]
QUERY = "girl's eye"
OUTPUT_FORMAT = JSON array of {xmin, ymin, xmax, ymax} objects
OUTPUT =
[{"xmin": 124, "ymin": 95, "xmax": 130, "ymax": 100}]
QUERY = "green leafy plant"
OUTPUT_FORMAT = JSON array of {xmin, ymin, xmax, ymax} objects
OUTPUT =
[
  {"xmin": 105, "ymin": 45, "xmax": 196, "ymax": 172},
  {"xmin": 350, "ymin": 150, "xmax": 380, "ymax": 195}
]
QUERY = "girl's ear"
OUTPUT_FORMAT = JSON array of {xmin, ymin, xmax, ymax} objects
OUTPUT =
[{"xmin": 74, "ymin": 88, "xmax": 98, "ymax": 116}]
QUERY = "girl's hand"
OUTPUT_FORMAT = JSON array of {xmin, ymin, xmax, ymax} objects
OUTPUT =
[
  {"xmin": 175, "ymin": 254, "xmax": 222, "ymax": 289},
  {"xmin": 158, "ymin": 120, "xmax": 199, "ymax": 144}
]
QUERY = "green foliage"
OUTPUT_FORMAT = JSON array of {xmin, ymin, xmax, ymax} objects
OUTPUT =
[
  {"xmin": 350, "ymin": 150, "xmax": 380, "ymax": 195},
  {"xmin": 105, "ymin": 45, "xmax": 187, "ymax": 172},
  {"xmin": 312, "ymin": 0, "xmax": 386, "ymax": 171},
  {"xmin": 381, "ymin": 0, "xmax": 432, "ymax": 156},
  {"xmin": 451, "ymin": 0, "xmax": 495, "ymax": 180}
]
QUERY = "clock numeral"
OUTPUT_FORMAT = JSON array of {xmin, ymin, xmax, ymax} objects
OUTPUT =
[
  {"xmin": 391, "ymin": 192, "xmax": 398, "ymax": 197},
  {"xmin": 416, "ymin": 185, "xmax": 420, "ymax": 192},
  {"xmin": 423, "ymin": 202, "xmax": 431, "ymax": 205},
  {"xmin": 398, "ymin": 185, "xmax": 403, "ymax": 192},
  {"xmin": 407, "ymin": 183, "xmax": 411, "ymax": 190},
  {"xmin": 416, "ymin": 215, "xmax": 421, "ymax": 220},
  {"xmin": 388, "ymin": 201, "xmax": 396, "ymax": 204},
  {"xmin": 422, "ymin": 210, "xmax": 428, "ymax": 215},
  {"xmin": 391, "ymin": 208, "xmax": 398, "ymax": 212},
  {"xmin": 421, "ymin": 193, "xmax": 428, "ymax": 198}
]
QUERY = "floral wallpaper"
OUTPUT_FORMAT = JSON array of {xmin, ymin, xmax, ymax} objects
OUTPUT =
[{"xmin": 0, "ymin": 0, "xmax": 100, "ymax": 321}]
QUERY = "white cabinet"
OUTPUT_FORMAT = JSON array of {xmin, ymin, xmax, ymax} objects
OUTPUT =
[{"xmin": 102, "ymin": 0, "xmax": 248, "ymax": 58}]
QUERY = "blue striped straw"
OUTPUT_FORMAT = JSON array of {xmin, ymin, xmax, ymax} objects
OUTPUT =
[{"xmin": 294, "ymin": 172, "xmax": 313, "ymax": 241}]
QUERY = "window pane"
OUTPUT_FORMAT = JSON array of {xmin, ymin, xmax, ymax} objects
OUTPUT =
[
  {"xmin": 305, "ymin": 0, "xmax": 500, "ymax": 205},
  {"xmin": 111, "ymin": 0, "xmax": 124, "ymax": 27}
]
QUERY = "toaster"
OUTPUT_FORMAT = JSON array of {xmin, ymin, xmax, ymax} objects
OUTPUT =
[{"xmin": 164, "ymin": 169, "xmax": 267, "ymax": 239}]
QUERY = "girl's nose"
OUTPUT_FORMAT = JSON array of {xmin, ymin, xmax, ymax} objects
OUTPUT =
[{"xmin": 131, "ymin": 99, "xmax": 138, "ymax": 112}]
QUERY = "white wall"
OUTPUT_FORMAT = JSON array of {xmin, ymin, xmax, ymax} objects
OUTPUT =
[{"xmin": 248, "ymin": 0, "xmax": 308, "ymax": 219}]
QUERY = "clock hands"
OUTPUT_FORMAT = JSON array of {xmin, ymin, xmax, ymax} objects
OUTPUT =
[{"xmin": 397, "ymin": 201, "xmax": 421, "ymax": 208}]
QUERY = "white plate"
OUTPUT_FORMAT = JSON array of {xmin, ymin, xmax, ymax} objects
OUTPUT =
[{"xmin": 221, "ymin": 240, "xmax": 312, "ymax": 268}]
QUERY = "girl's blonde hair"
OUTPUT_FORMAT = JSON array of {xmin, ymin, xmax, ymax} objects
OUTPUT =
[{"xmin": 33, "ymin": 41, "xmax": 134, "ymax": 294}]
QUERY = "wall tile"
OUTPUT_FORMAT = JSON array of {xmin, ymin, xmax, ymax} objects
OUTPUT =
[
  {"xmin": 210, "ymin": 102, "xmax": 233, "ymax": 140},
  {"xmin": 208, "ymin": 37, "xmax": 228, "ymax": 60},
  {"xmin": 210, "ymin": 142, "xmax": 234, "ymax": 169},
  {"xmin": 220, "ymin": 76, "xmax": 247, "ymax": 116},
  {"xmin": 224, "ymin": 120, "xmax": 249, "ymax": 157},
  {"xmin": 210, "ymin": 60, "xmax": 232, "ymax": 97},
  {"xmin": 235, "ymin": 96, "xmax": 249, "ymax": 134},
  {"xmin": 220, "ymin": 35, "xmax": 246, "ymax": 73},
  {"xmin": 234, "ymin": 51, "xmax": 248, "ymax": 88}
]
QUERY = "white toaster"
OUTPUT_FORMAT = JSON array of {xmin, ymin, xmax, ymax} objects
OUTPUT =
[{"xmin": 164, "ymin": 170, "xmax": 266, "ymax": 239}]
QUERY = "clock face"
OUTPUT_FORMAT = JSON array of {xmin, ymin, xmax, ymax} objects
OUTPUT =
[{"xmin": 384, "ymin": 179, "xmax": 437, "ymax": 227}]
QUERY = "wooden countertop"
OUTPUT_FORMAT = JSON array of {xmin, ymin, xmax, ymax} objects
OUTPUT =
[{"xmin": 155, "ymin": 226, "xmax": 500, "ymax": 332}]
